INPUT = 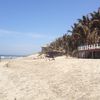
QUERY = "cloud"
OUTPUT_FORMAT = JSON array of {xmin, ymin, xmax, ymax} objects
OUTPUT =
[
  {"xmin": 28, "ymin": 33, "xmax": 48, "ymax": 39},
  {"xmin": 0, "ymin": 29, "xmax": 57, "ymax": 55},
  {"xmin": 0, "ymin": 41, "xmax": 40, "ymax": 55},
  {"xmin": 0, "ymin": 29, "xmax": 47, "ymax": 39},
  {"xmin": 0, "ymin": 29, "xmax": 20, "ymax": 35}
]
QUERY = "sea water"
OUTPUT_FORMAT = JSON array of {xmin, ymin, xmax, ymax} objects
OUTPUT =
[{"xmin": 0, "ymin": 55, "xmax": 24, "ymax": 60}]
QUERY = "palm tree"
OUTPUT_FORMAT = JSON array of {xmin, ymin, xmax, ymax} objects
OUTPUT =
[{"xmin": 41, "ymin": 8, "xmax": 100, "ymax": 57}]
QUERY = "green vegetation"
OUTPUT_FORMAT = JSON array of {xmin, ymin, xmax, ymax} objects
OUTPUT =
[{"xmin": 41, "ymin": 8, "xmax": 100, "ymax": 57}]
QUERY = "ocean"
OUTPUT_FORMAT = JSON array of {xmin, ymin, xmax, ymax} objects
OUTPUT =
[{"xmin": 0, "ymin": 55, "xmax": 25, "ymax": 60}]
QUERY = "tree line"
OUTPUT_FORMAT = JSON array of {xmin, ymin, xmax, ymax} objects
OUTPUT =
[{"xmin": 41, "ymin": 8, "xmax": 100, "ymax": 57}]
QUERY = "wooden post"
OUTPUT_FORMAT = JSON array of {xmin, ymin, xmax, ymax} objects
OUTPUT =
[
  {"xmin": 94, "ymin": 51, "xmax": 95, "ymax": 59},
  {"xmin": 85, "ymin": 51, "xmax": 86, "ymax": 58},
  {"xmin": 92, "ymin": 51, "xmax": 93, "ymax": 58},
  {"xmin": 78, "ymin": 51, "xmax": 79, "ymax": 58},
  {"xmin": 92, "ymin": 51, "xmax": 94, "ymax": 59}
]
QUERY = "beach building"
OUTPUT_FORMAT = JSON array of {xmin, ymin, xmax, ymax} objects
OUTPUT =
[{"xmin": 78, "ymin": 43, "xmax": 100, "ymax": 58}]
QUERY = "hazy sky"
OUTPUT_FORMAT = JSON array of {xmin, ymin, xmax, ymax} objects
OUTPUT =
[{"xmin": 0, "ymin": 0, "xmax": 100, "ymax": 55}]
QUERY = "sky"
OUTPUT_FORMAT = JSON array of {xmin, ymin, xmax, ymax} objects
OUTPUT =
[{"xmin": 0, "ymin": 0, "xmax": 100, "ymax": 55}]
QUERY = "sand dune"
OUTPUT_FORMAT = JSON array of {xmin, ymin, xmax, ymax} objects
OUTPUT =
[{"xmin": 0, "ymin": 55, "xmax": 100, "ymax": 100}]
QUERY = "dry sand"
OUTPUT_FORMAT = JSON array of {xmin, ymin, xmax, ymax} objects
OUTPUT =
[{"xmin": 0, "ymin": 55, "xmax": 100, "ymax": 100}]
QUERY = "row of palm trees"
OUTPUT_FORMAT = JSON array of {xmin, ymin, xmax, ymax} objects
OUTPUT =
[{"xmin": 42, "ymin": 8, "xmax": 100, "ymax": 56}]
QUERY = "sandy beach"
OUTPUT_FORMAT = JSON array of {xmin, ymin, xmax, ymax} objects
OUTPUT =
[{"xmin": 0, "ymin": 54, "xmax": 100, "ymax": 100}]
